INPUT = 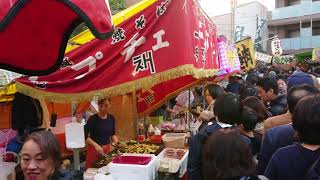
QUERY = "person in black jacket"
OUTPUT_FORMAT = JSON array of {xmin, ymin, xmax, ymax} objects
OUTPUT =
[
  {"xmin": 257, "ymin": 77, "xmax": 287, "ymax": 116},
  {"xmin": 257, "ymin": 84, "xmax": 319, "ymax": 174}
]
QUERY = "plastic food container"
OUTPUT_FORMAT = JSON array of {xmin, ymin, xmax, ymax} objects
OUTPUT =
[
  {"xmin": 112, "ymin": 156, "xmax": 151, "ymax": 165},
  {"xmin": 108, "ymin": 154, "xmax": 157, "ymax": 180},
  {"xmin": 156, "ymin": 148, "xmax": 189, "ymax": 178},
  {"xmin": 162, "ymin": 133, "xmax": 186, "ymax": 149}
]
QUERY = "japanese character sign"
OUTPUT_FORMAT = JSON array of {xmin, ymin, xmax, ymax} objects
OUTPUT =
[
  {"xmin": 236, "ymin": 38, "xmax": 256, "ymax": 70},
  {"xmin": 271, "ymin": 38, "xmax": 283, "ymax": 57}
]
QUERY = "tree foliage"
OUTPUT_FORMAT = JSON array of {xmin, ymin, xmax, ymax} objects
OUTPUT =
[
  {"xmin": 109, "ymin": 0, "xmax": 126, "ymax": 12},
  {"xmin": 70, "ymin": 0, "xmax": 126, "ymax": 38}
]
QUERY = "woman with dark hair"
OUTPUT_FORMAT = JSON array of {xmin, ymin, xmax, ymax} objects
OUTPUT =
[
  {"xmin": 202, "ymin": 130, "xmax": 267, "ymax": 180},
  {"xmin": 242, "ymin": 96, "xmax": 269, "ymax": 123},
  {"xmin": 265, "ymin": 94, "xmax": 320, "ymax": 180},
  {"xmin": 20, "ymin": 130, "xmax": 62, "ymax": 180},
  {"xmin": 238, "ymin": 107, "xmax": 262, "ymax": 156}
]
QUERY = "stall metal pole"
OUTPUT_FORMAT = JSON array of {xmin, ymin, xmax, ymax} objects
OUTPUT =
[
  {"xmin": 203, "ymin": 83, "xmax": 206, "ymax": 109},
  {"xmin": 188, "ymin": 89, "xmax": 191, "ymax": 129},
  {"xmin": 71, "ymin": 101, "xmax": 80, "ymax": 170}
]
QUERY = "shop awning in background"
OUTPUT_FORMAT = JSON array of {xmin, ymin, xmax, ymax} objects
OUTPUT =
[
  {"xmin": 16, "ymin": 0, "xmax": 219, "ymax": 103},
  {"xmin": 0, "ymin": 0, "xmax": 113, "ymax": 75},
  {"xmin": 295, "ymin": 51, "xmax": 312, "ymax": 62}
]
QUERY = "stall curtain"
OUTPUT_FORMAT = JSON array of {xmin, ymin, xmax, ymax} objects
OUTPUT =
[
  {"xmin": 109, "ymin": 94, "xmax": 137, "ymax": 140},
  {"xmin": 16, "ymin": 0, "xmax": 219, "ymax": 103}
]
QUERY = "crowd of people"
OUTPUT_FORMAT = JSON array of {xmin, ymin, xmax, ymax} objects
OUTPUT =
[
  {"xmin": 9, "ymin": 65, "xmax": 320, "ymax": 180},
  {"xmin": 188, "ymin": 66, "xmax": 320, "ymax": 180}
]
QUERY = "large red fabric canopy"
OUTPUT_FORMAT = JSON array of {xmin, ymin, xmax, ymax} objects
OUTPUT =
[
  {"xmin": 16, "ymin": 0, "xmax": 219, "ymax": 106},
  {"xmin": 0, "ymin": 0, "xmax": 113, "ymax": 75}
]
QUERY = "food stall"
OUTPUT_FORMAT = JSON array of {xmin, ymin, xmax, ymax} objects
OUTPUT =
[{"xmin": 9, "ymin": 0, "xmax": 236, "ymax": 179}]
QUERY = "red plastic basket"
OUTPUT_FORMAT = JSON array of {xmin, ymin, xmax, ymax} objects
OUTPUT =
[
  {"xmin": 149, "ymin": 135, "xmax": 163, "ymax": 144},
  {"xmin": 112, "ymin": 156, "xmax": 151, "ymax": 165}
]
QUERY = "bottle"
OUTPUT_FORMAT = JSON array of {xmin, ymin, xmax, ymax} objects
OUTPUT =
[
  {"xmin": 154, "ymin": 127, "xmax": 161, "ymax": 135},
  {"xmin": 148, "ymin": 124, "xmax": 155, "ymax": 137}
]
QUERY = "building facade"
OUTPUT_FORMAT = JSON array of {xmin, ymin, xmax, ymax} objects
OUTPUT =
[
  {"xmin": 212, "ymin": 1, "xmax": 269, "ymax": 52},
  {"xmin": 268, "ymin": 0, "xmax": 320, "ymax": 54},
  {"xmin": 125, "ymin": 0, "xmax": 141, "ymax": 7},
  {"xmin": 212, "ymin": 13, "xmax": 233, "ymax": 41},
  {"xmin": 235, "ymin": 1, "xmax": 269, "ymax": 52}
]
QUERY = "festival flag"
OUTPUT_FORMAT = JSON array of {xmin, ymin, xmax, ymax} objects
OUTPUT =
[
  {"xmin": 236, "ymin": 37, "xmax": 256, "ymax": 70},
  {"xmin": 217, "ymin": 35, "xmax": 241, "ymax": 76}
]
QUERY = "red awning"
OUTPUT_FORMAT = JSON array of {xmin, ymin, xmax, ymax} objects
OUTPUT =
[
  {"xmin": 16, "ymin": 0, "xmax": 219, "ymax": 107},
  {"xmin": 0, "ymin": 0, "xmax": 113, "ymax": 75}
]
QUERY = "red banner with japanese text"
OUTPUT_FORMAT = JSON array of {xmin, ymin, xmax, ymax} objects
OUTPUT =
[
  {"xmin": 16, "ymin": 0, "xmax": 218, "ymax": 102},
  {"xmin": 136, "ymin": 75, "xmax": 203, "ymax": 115}
]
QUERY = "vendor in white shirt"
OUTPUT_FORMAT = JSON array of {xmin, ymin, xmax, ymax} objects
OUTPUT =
[{"xmin": 198, "ymin": 84, "xmax": 224, "ymax": 131}]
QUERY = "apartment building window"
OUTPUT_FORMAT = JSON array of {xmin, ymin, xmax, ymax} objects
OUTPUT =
[
  {"xmin": 269, "ymin": 34, "xmax": 275, "ymax": 38},
  {"xmin": 302, "ymin": 22, "xmax": 311, "ymax": 28},
  {"xmin": 313, "ymin": 27, "xmax": 320, "ymax": 35},
  {"xmin": 285, "ymin": 0, "xmax": 301, "ymax": 6},
  {"xmin": 313, "ymin": 20, "xmax": 320, "ymax": 36},
  {"xmin": 285, "ymin": 29, "xmax": 300, "ymax": 38}
]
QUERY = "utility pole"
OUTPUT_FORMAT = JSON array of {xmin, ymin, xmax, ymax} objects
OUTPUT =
[{"xmin": 230, "ymin": 0, "xmax": 237, "ymax": 42}]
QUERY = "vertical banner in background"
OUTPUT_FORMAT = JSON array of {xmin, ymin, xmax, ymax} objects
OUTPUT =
[
  {"xmin": 312, "ymin": 48, "xmax": 320, "ymax": 62},
  {"xmin": 217, "ymin": 35, "xmax": 241, "ymax": 76},
  {"xmin": 236, "ymin": 37, "xmax": 256, "ymax": 70},
  {"xmin": 271, "ymin": 38, "xmax": 283, "ymax": 56},
  {"xmin": 234, "ymin": 26, "xmax": 245, "ymax": 42}
]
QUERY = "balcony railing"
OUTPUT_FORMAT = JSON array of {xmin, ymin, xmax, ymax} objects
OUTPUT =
[
  {"xmin": 281, "ymin": 35, "xmax": 320, "ymax": 50},
  {"xmin": 272, "ymin": 1, "xmax": 320, "ymax": 20}
]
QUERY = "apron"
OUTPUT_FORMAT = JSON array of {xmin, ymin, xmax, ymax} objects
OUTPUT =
[{"xmin": 86, "ymin": 144, "xmax": 111, "ymax": 169}]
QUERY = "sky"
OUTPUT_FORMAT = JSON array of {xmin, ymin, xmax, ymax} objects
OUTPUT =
[{"xmin": 199, "ymin": 0, "xmax": 275, "ymax": 17}]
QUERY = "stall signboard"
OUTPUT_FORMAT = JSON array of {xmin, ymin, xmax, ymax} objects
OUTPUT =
[
  {"xmin": 271, "ymin": 38, "xmax": 283, "ymax": 57},
  {"xmin": 236, "ymin": 38, "xmax": 256, "ymax": 71},
  {"xmin": 312, "ymin": 48, "xmax": 320, "ymax": 62},
  {"xmin": 15, "ymin": 0, "xmax": 218, "ymax": 102},
  {"xmin": 255, "ymin": 52, "xmax": 272, "ymax": 64},
  {"xmin": 217, "ymin": 35, "xmax": 241, "ymax": 76}
]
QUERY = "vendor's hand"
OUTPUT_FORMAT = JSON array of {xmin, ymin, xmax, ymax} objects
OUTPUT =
[
  {"xmin": 94, "ymin": 145, "xmax": 104, "ymax": 155},
  {"xmin": 112, "ymin": 142, "xmax": 124, "ymax": 148}
]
